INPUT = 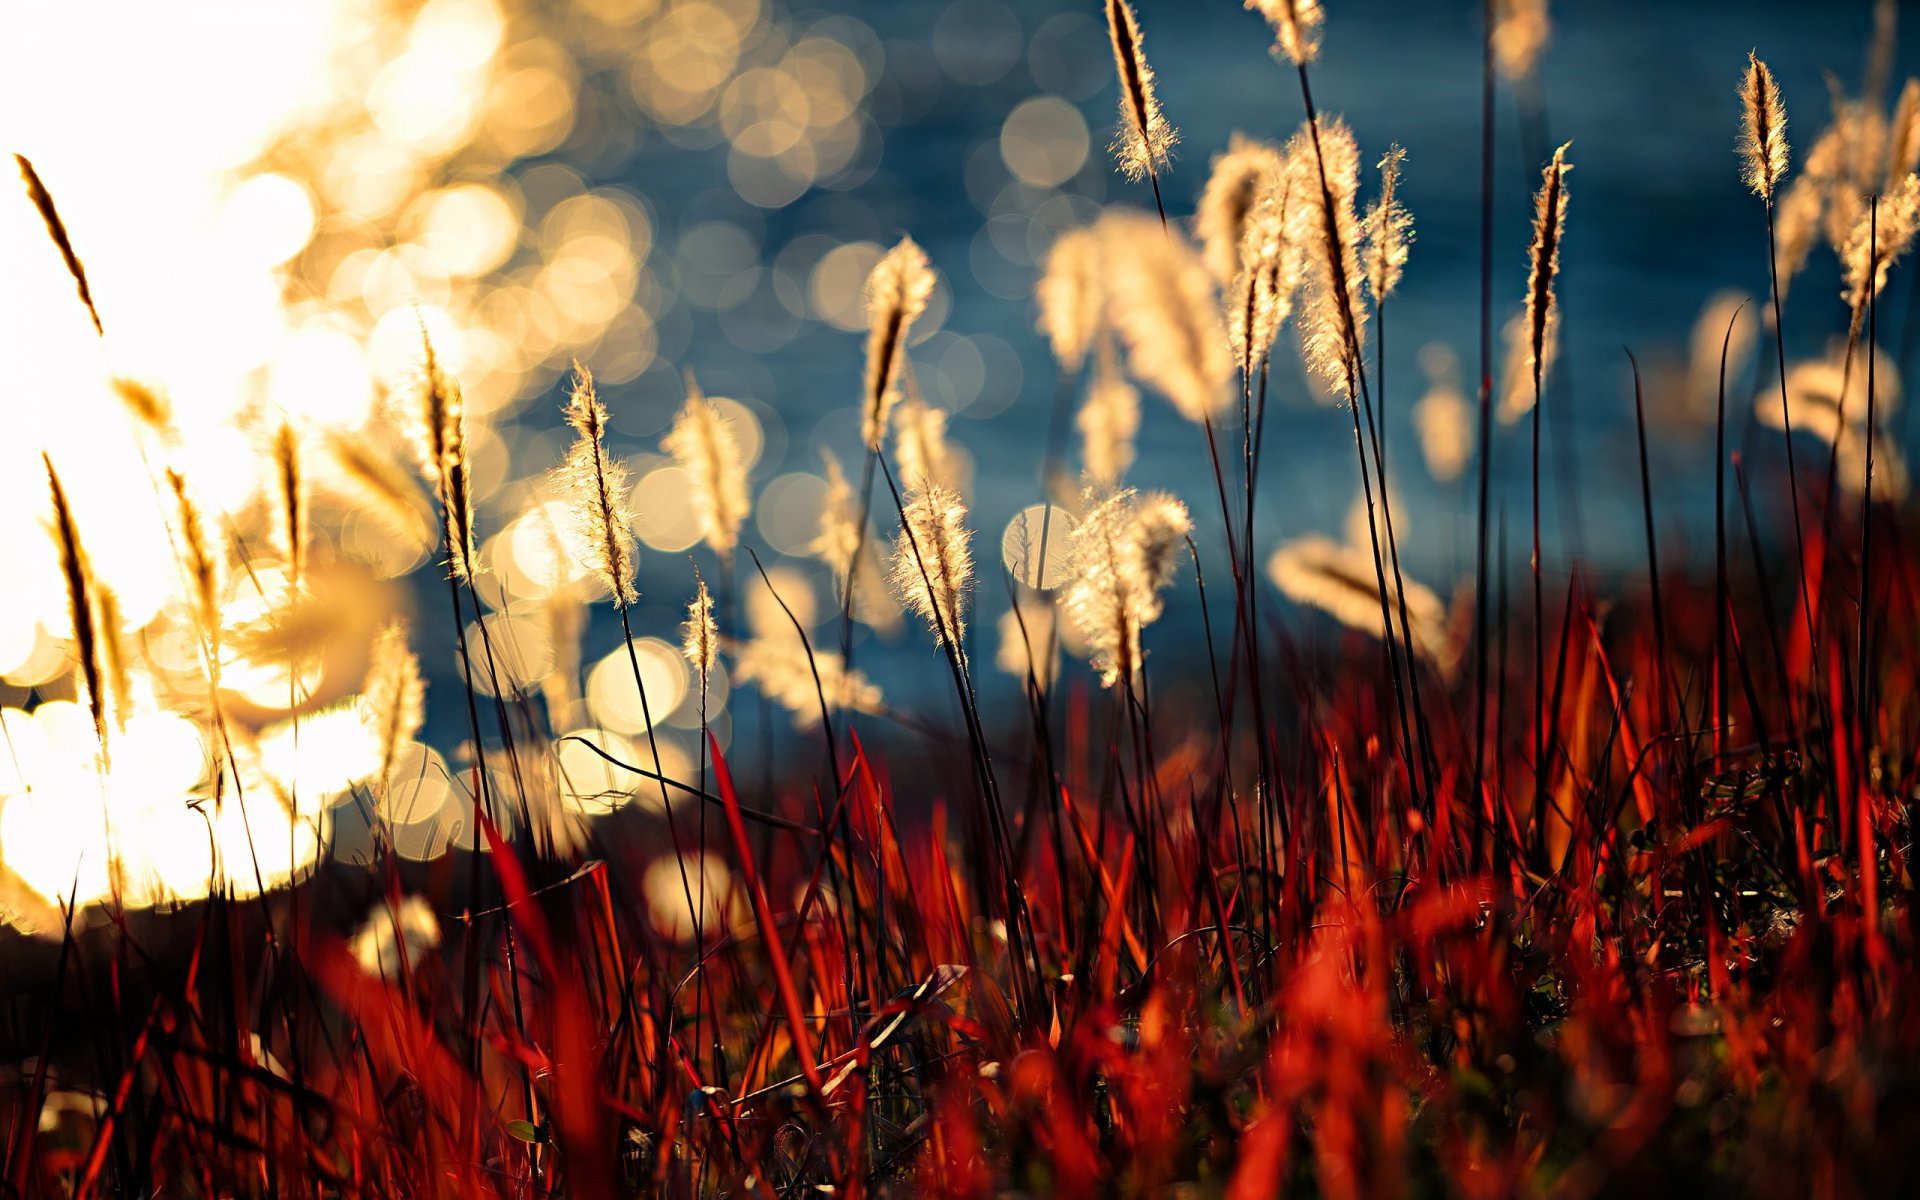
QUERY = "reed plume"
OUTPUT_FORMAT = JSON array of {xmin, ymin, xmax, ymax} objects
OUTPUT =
[
  {"xmin": 1079, "ymin": 338, "xmax": 1142, "ymax": 487},
  {"xmin": 1105, "ymin": 0, "xmax": 1178, "ymax": 184},
  {"xmin": 360, "ymin": 620, "xmax": 425, "ymax": 791},
  {"xmin": 1267, "ymin": 533, "xmax": 1447, "ymax": 660},
  {"xmin": 812, "ymin": 450, "xmax": 901, "ymax": 632},
  {"xmin": 1492, "ymin": 0, "xmax": 1550, "ymax": 81},
  {"xmin": 44, "ymin": 455, "xmax": 107, "ymax": 759},
  {"xmin": 1198, "ymin": 136, "xmax": 1288, "ymax": 287},
  {"xmin": 892, "ymin": 397, "xmax": 959, "ymax": 492},
  {"xmin": 1888, "ymin": 78, "xmax": 1920, "ymax": 191},
  {"xmin": 1363, "ymin": 146, "xmax": 1413, "ymax": 304},
  {"xmin": 15, "ymin": 154, "xmax": 103, "ymax": 336},
  {"xmin": 1739, "ymin": 53, "xmax": 1790, "ymax": 204},
  {"xmin": 731, "ymin": 634, "xmax": 883, "ymax": 728},
  {"xmin": 322, "ymin": 428, "xmax": 437, "ymax": 551},
  {"xmin": 889, "ymin": 481, "xmax": 974, "ymax": 648},
  {"xmin": 1524, "ymin": 143, "xmax": 1573, "ymax": 397},
  {"xmin": 272, "ymin": 422, "xmax": 306, "ymax": 589},
  {"xmin": 861, "ymin": 236, "xmax": 935, "ymax": 451},
  {"xmin": 663, "ymin": 376, "xmax": 750, "ymax": 557},
  {"xmin": 1229, "ymin": 172, "xmax": 1303, "ymax": 372},
  {"xmin": 1287, "ymin": 115, "xmax": 1369, "ymax": 398},
  {"xmin": 1037, "ymin": 227, "xmax": 1104, "ymax": 373},
  {"xmin": 1248, "ymin": 0, "xmax": 1323, "ymax": 67},
  {"xmin": 554, "ymin": 363, "xmax": 638, "ymax": 607},
  {"xmin": 682, "ymin": 574, "xmax": 719, "ymax": 688},
  {"xmin": 112, "ymin": 378, "xmax": 175, "ymax": 441},
  {"xmin": 1100, "ymin": 210, "xmax": 1232, "ymax": 422},
  {"xmin": 407, "ymin": 331, "xmax": 476, "ymax": 582},
  {"xmin": 165, "ymin": 467, "xmax": 223, "ymax": 677},
  {"xmin": 1843, "ymin": 172, "xmax": 1920, "ymax": 333},
  {"xmin": 1819, "ymin": 100, "xmax": 1885, "ymax": 259},
  {"xmin": 1063, "ymin": 488, "xmax": 1191, "ymax": 688},
  {"xmin": 92, "ymin": 585, "xmax": 132, "ymax": 735}
]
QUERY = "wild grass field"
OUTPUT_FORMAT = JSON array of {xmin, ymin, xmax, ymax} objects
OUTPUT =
[{"xmin": 3, "ymin": 0, "xmax": 1920, "ymax": 1195}]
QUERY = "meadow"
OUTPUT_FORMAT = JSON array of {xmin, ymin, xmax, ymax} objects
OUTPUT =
[{"xmin": 3, "ymin": 0, "xmax": 1920, "ymax": 1195}]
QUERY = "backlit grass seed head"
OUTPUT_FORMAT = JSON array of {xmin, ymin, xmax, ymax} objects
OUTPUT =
[
  {"xmin": 555, "ymin": 364, "xmax": 638, "ymax": 607},
  {"xmin": 892, "ymin": 397, "xmax": 960, "ymax": 493},
  {"xmin": 1231, "ymin": 174, "xmax": 1304, "ymax": 370},
  {"xmin": 272, "ymin": 422, "xmax": 306, "ymax": 589},
  {"xmin": 44, "ymin": 455, "xmax": 106, "ymax": 760},
  {"xmin": 1843, "ymin": 172, "xmax": 1920, "ymax": 323},
  {"xmin": 1248, "ymin": 0, "xmax": 1323, "ymax": 67},
  {"xmin": 1267, "ymin": 533, "xmax": 1447, "ymax": 660},
  {"xmin": 1740, "ymin": 52, "xmax": 1790, "ymax": 203},
  {"xmin": 1100, "ymin": 210, "xmax": 1232, "ymax": 423},
  {"xmin": 1287, "ymin": 115, "xmax": 1369, "ymax": 398},
  {"xmin": 1888, "ymin": 78, "xmax": 1920, "ymax": 191},
  {"xmin": 731, "ymin": 634, "xmax": 882, "ymax": 729},
  {"xmin": 1037, "ymin": 226, "xmax": 1104, "ymax": 373},
  {"xmin": 682, "ymin": 574, "xmax": 718, "ymax": 689},
  {"xmin": 112, "ymin": 378, "xmax": 175, "ymax": 441},
  {"xmin": 862, "ymin": 236, "xmax": 935, "ymax": 451},
  {"xmin": 1064, "ymin": 488, "xmax": 1191, "ymax": 688},
  {"xmin": 349, "ymin": 895, "xmax": 441, "ymax": 979},
  {"xmin": 359, "ymin": 620, "xmax": 424, "ymax": 790},
  {"xmin": 663, "ymin": 378, "xmax": 750, "ymax": 556},
  {"xmin": 15, "ymin": 154, "xmax": 102, "ymax": 337},
  {"xmin": 890, "ymin": 481, "xmax": 974, "ymax": 648},
  {"xmin": 1816, "ymin": 102, "xmax": 1886, "ymax": 259},
  {"xmin": 1198, "ymin": 136, "xmax": 1288, "ymax": 287},
  {"xmin": 1492, "ymin": 0, "xmax": 1550, "ymax": 81},
  {"xmin": 811, "ymin": 451, "xmax": 902, "ymax": 633},
  {"xmin": 406, "ymin": 331, "xmax": 475, "ymax": 582},
  {"xmin": 1080, "ymin": 339, "xmax": 1142, "ymax": 487},
  {"xmin": 322, "ymin": 429, "xmax": 436, "ymax": 552},
  {"xmin": 1106, "ymin": 0, "xmax": 1178, "ymax": 182},
  {"xmin": 1364, "ymin": 146, "xmax": 1413, "ymax": 304},
  {"xmin": 165, "ymin": 468, "xmax": 222, "ymax": 670},
  {"xmin": 1525, "ymin": 143, "xmax": 1573, "ymax": 396}
]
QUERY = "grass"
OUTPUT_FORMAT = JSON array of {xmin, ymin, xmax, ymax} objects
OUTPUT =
[{"xmin": 6, "ymin": 2, "xmax": 1920, "ymax": 1197}]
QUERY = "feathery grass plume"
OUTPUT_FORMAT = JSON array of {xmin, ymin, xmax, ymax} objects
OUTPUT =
[
  {"xmin": 1248, "ymin": 0, "xmax": 1323, "ymax": 67},
  {"xmin": 1286, "ymin": 115, "xmax": 1369, "ymax": 398},
  {"xmin": 1363, "ymin": 146, "xmax": 1413, "ymax": 304},
  {"xmin": 1524, "ymin": 143, "xmax": 1573, "ymax": 397},
  {"xmin": 349, "ymin": 895, "xmax": 442, "ymax": 978},
  {"xmin": 861, "ymin": 236, "xmax": 936, "ymax": 451},
  {"xmin": 111, "ymin": 378, "xmax": 175, "ymax": 441},
  {"xmin": 1079, "ymin": 338, "xmax": 1142, "ymax": 487},
  {"xmin": 15, "ymin": 154, "xmax": 103, "ymax": 337},
  {"xmin": 1842, "ymin": 171, "xmax": 1920, "ymax": 331},
  {"xmin": 1818, "ymin": 100, "xmax": 1886, "ymax": 258},
  {"xmin": 1496, "ymin": 310, "xmax": 1541, "ymax": 423},
  {"xmin": 359, "ymin": 620, "xmax": 425, "ymax": 790},
  {"xmin": 1413, "ymin": 344, "xmax": 1473, "ymax": 483},
  {"xmin": 663, "ymin": 376, "xmax": 750, "ymax": 556},
  {"xmin": 272, "ymin": 422, "xmax": 306, "ymax": 589},
  {"xmin": 91, "ymin": 585, "xmax": 132, "ymax": 735},
  {"xmin": 1229, "ymin": 170, "xmax": 1303, "ymax": 370},
  {"xmin": 405, "ymin": 330, "xmax": 476, "ymax": 581},
  {"xmin": 322, "ymin": 429, "xmax": 436, "ymax": 550},
  {"xmin": 1100, "ymin": 210, "xmax": 1232, "ymax": 422},
  {"xmin": 811, "ymin": 450, "xmax": 902, "ymax": 632},
  {"xmin": 164, "ymin": 468, "xmax": 222, "ymax": 673},
  {"xmin": 996, "ymin": 593, "xmax": 1061, "ymax": 692},
  {"xmin": 1063, "ymin": 488, "xmax": 1192, "ymax": 688},
  {"xmin": 892, "ymin": 397, "xmax": 959, "ymax": 492},
  {"xmin": 1105, "ymin": 0, "xmax": 1177, "ymax": 183},
  {"xmin": 1492, "ymin": 0, "xmax": 1549, "ymax": 81},
  {"xmin": 682, "ymin": 573, "xmax": 718, "ymax": 688},
  {"xmin": 731, "ymin": 634, "xmax": 882, "ymax": 729},
  {"xmin": 1887, "ymin": 78, "xmax": 1920, "ymax": 191},
  {"xmin": 1268, "ymin": 533, "xmax": 1449, "ymax": 660},
  {"xmin": 890, "ymin": 481, "xmax": 974, "ymax": 648},
  {"xmin": 1739, "ymin": 53, "xmax": 1790, "ymax": 203},
  {"xmin": 1197, "ymin": 136, "xmax": 1288, "ymax": 287},
  {"xmin": 1772, "ymin": 171, "xmax": 1825, "ymax": 317},
  {"xmin": 554, "ymin": 363, "xmax": 638, "ymax": 606},
  {"xmin": 44, "ymin": 455, "xmax": 107, "ymax": 759},
  {"xmin": 1761, "ymin": 342, "xmax": 1902, "ymax": 443},
  {"xmin": 1036, "ymin": 226, "xmax": 1104, "ymax": 373}
]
